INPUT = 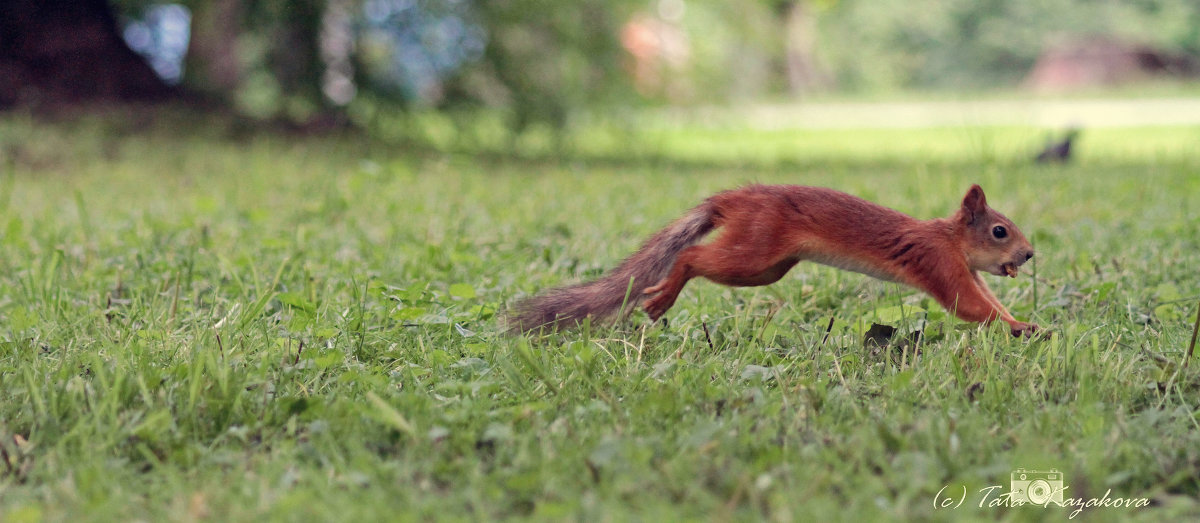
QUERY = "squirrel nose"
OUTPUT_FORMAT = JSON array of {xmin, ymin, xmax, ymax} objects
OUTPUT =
[{"xmin": 1025, "ymin": 251, "xmax": 1034, "ymax": 261}]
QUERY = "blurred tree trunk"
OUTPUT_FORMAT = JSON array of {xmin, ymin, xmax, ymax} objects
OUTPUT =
[
  {"xmin": 268, "ymin": 0, "xmax": 327, "ymax": 114},
  {"xmin": 782, "ymin": 0, "xmax": 827, "ymax": 96},
  {"xmin": 0, "ymin": 0, "xmax": 174, "ymax": 108},
  {"xmin": 188, "ymin": 0, "xmax": 245, "ymax": 96}
]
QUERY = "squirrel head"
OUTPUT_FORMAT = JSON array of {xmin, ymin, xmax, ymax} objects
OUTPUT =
[{"xmin": 956, "ymin": 184, "xmax": 1034, "ymax": 278}]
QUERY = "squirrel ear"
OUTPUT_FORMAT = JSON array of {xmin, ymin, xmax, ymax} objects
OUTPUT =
[{"xmin": 961, "ymin": 184, "xmax": 987, "ymax": 224}]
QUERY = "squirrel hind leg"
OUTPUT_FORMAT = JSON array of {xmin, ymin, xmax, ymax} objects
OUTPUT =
[
  {"xmin": 642, "ymin": 248, "xmax": 704, "ymax": 320},
  {"xmin": 643, "ymin": 245, "xmax": 801, "ymax": 321}
]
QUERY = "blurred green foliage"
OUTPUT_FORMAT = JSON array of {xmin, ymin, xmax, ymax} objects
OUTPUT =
[
  {"xmin": 114, "ymin": 0, "xmax": 644, "ymax": 137},
  {"xmin": 107, "ymin": 0, "xmax": 1200, "ymax": 135},
  {"xmin": 817, "ymin": 0, "xmax": 1200, "ymax": 91},
  {"xmin": 469, "ymin": 1, "xmax": 639, "ymax": 133}
]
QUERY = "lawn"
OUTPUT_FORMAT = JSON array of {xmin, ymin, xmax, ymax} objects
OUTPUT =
[{"xmin": 0, "ymin": 110, "xmax": 1198, "ymax": 521}]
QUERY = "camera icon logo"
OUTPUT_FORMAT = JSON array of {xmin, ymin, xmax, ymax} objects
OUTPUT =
[{"xmin": 1010, "ymin": 468, "xmax": 1065, "ymax": 505}]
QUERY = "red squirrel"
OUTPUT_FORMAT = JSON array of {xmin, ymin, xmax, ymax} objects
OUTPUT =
[{"xmin": 511, "ymin": 184, "xmax": 1038, "ymax": 337}]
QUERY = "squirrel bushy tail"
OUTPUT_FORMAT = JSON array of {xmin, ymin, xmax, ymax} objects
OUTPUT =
[{"xmin": 509, "ymin": 202, "xmax": 716, "ymax": 333}]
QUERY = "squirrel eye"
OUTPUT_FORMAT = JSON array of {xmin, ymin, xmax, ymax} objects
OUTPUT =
[{"xmin": 992, "ymin": 225, "xmax": 1008, "ymax": 239}]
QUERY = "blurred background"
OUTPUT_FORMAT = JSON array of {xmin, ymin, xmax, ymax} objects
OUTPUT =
[{"xmin": 4, "ymin": 0, "xmax": 1200, "ymax": 143}]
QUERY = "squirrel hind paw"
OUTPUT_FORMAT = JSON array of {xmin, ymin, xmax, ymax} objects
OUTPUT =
[
  {"xmin": 1009, "ymin": 322, "xmax": 1043, "ymax": 338},
  {"xmin": 642, "ymin": 295, "xmax": 674, "ymax": 321}
]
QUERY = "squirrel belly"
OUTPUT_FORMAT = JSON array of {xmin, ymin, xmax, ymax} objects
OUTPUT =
[{"xmin": 509, "ymin": 184, "xmax": 1039, "ymax": 337}]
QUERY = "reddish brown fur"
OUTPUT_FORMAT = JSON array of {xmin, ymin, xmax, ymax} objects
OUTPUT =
[{"xmin": 511, "ymin": 184, "xmax": 1038, "ymax": 337}]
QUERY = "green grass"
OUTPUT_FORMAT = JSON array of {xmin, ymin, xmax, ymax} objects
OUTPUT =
[{"xmin": 1, "ymin": 111, "xmax": 1198, "ymax": 521}]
